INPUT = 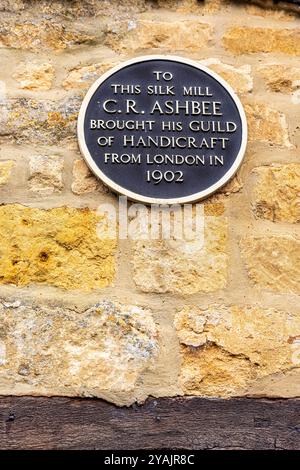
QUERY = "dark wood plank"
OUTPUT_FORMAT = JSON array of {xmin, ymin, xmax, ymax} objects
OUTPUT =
[{"xmin": 0, "ymin": 396, "xmax": 299, "ymax": 450}]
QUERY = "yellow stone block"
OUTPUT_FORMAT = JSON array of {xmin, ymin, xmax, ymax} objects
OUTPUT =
[
  {"xmin": 252, "ymin": 164, "xmax": 300, "ymax": 223},
  {"xmin": 175, "ymin": 304, "xmax": 300, "ymax": 396},
  {"xmin": 0, "ymin": 205, "xmax": 116, "ymax": 290},
  {"xmin": 223, "ymin": 27, "xmax": 300, "ymax": 56}
]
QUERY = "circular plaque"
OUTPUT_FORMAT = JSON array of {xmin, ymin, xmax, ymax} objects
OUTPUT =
[{"xmin": 78, "ymin": 56, "xmax": 247, "ymax": 204}]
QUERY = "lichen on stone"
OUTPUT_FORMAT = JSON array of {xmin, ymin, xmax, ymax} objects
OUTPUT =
[{"xmin": 0, "ymin": 299, "xmax": 158, "ymax": 404}]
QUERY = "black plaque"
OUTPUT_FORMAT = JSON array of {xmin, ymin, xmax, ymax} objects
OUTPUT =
[{"xmin": 78, "ymin": 56, "xmax": 247, "ymax": 204}]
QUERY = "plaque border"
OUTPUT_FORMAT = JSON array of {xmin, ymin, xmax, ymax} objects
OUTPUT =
[{"xmin": 77, "ymin": 55, "xmax": 248, "ymax": 204}]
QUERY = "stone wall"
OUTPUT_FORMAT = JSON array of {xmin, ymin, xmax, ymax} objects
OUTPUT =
[{"xmin": 0, "ymin": 0, "xmax": 299, "ymax": 406}]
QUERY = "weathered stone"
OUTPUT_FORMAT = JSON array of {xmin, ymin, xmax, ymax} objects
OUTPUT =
[
  {"xmin": 0, "ymin": 204, "xmax": 116, "ymax": 290},
  {"xmin": 158, "ymin": 0, "xmax": 227, "ymax": 13},
  {"xmin": 71, "ymin": 159, "xmax": 108, "ymax": 195},
  {"xmin": 200, "ymin": 58, "xmax": 253, "ymax": 94},
  {"xmin": 107, "ymin": 20, "xmax": 213, "ymax": 53},
  {"xmin": 258, "ymin": 64, "xmax": 300, "ymax": 93},
  {"xmin": 252, "ymin": 164, "xmax": 300, "ymax": 223},
  {"xmin": 0, "ymin": 80, "xmax": 5, "ymax": 103},
  {"xmin": 0, "ymin": 160, "xmax": 14, "ymax": 185},
  {"xmin": 13, "ymin": 63, "xmax": 55, "ymax": 90},
  {"xmin": 245, "ymin": 102, "xmax": 291, "ymax": 147},
  {"xmin": 0, "ymin": 299, "xmax": 158, "ymax": 404},
  {"xmin": 199, "ymin": 0, "xmax": 228, "ymax": 13},
  {"xmin": 240, "ymin": 235, "xmax": 300, "ymax": 294},
  {"xmin": 0, "ymin": 0, "xmax": 153, "ymax": 16},
  {"xmin": 219, "ymin": 175, "xmax": 243, "ymax": 195},
  {"xmin": 156, "ymin": 0, "xmax": 194, "ymax": 10},
  {"xmin": 203, "ymin": 202, "xmax": 226, "ymax": 216},
  {"xmin": 29, "ymin": 155, "xmax": 64, "ymax": 195},
  {"xmin": 176, "ymin": 0, "xmax": 202, "ymax": 13},
  {"xmin": 133, "ymin": 212, "xmax": 228, "ymax": 295},
  {"xmin": 0, "ymin": 97, "xmax": 80, "ymax": 144},
  {"xmin": 175, "ymin": 304, "xmax": 300, "ymax": 396},
  {"xmin": 244, "ymin": 3, "xmax": 295, "ymax": 20},
  {"xmin": 0, "ymin": 0, "xmax": 299, "ymax": 408},
  {"xmin": 0, "ymin": 21, "xmax": 94, "ymax": 51},
  {"xmin": 223, "ymin": 27, "xmax": 300, "ymax": 55},
  {"xmin": 0, "ymin": 0, "xmax": 25, "ymax": 11},
  {"xmin": 63, "ymin": 61, "xmax": 119, "ymax": 90}
]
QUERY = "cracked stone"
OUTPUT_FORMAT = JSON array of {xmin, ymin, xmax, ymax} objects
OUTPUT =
[
  {"xmin": 0, "ymin": 299, "xmax": 158, "ymax": 405},
  {"xmin": 175, "ymin": 304, "xmax": 300, "ymax": 396}
]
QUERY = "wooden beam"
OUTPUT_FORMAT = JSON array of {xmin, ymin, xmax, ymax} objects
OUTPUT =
[{"xmin": 0, "ymin": 396, "xmax": 299, "ymax": 450}]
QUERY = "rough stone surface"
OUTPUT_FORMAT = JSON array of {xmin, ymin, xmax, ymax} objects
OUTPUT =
[
  {"xmin": 0, "ymin": 97, "xmax": 80, "ymax": 144},
  {"xmin": 0, "ymin": 160, "xmax": 14, "ymax": 185},
  {"xmin": 258, "ymin": 64, "xmax": 300, "ymax": 93},
  {"xmin": 175, "ymin": 304, "xmax": 300, "ymax": 396},
  {"xmin": 0, "ymin": 204, "xmax": 116, "ymax": 290},
  {"xmin": 63, "ymin": 61, "xmax": 119, "ymax": 90},
  {"xmin": 71, "ymin": 159, "xmax": 108, "ymax": 195},
  {"xmin": 107, "ymin": 20, "xmax": 213, "ymax": 53},
  {"xmin": 157, "ymin": 0, "xmax": 226, "ymax": 14},
  {"xmin": 219, "ymin": 175, "xmax": 243, "ymax": 195},
  {"xmin": 244, "ymin": 3, "xmax": 296, "ymax": 20},
  {"xmin": 13, "ymin": 63, "xmax": 55, "ymax": 90},
  {"xmin": 252, "ymin": 164, "xmax": 300, "ymax": 223},
  {"xmin": 223, "ymin": 27, "xmax": 300, "ymax": 55},
  {"xmin": 245, "ymin": 102, "xmax": 291, "ymax": 147},
  {"xmin": 200, "ymin": 58, "xmax": 253, "ymax": 94},
  {"xmin": 0, "ymin": 21, "xmax": 94, "ymax": 51},
  {"xmin": 0, "ymin": 0, "xmax": 299, "ymax": 407},
  {"xmin": 240, "ymin": 235, "xmax": 300, "ymax": 294},
  {"xmin": 0, "ymin": 0, "xmax": 153, "ymax": 17},
  {"xmin": 29, "ymin": 155, "xmax": 64, "ymax": 195},
  {"xmin": 0, "ymin": 299, "xmax": 158, "ymax": 404},
  {"xmin": 133, "ymin": 212, "xmax": 228, "ymax": 295}
]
